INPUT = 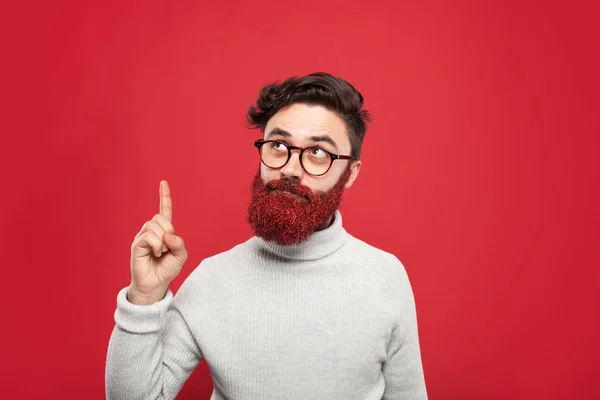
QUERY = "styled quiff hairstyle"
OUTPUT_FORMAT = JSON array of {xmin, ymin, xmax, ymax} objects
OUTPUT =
[{"xmin": 246, "ymin": 72, "xmax": 371, "ymax": 159}]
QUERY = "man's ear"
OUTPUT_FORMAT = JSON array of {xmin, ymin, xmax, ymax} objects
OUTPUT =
[{"xmin": 345, "ymin": 160, "xmax": 361, "ymax": 188}]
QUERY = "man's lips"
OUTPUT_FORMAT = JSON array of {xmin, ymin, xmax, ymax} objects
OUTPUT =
[{"xmin": 269, "ymin": 189, "xmax": 308, "ymax": 201}]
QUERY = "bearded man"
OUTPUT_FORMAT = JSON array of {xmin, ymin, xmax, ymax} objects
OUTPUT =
[{"xmin": 106, "ymin": 73, "xmax": 428, "ymax": 399}]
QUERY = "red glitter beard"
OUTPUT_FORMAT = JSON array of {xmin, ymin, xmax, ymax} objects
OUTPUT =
[{"xmin": 247, "ymin": 168, "xmax": 351, "ymax": 245}]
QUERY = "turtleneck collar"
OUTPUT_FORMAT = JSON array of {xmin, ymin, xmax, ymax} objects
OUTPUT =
[{"xmin": 254, "ymin": 210, "xmax": 348, "ymax": 261}]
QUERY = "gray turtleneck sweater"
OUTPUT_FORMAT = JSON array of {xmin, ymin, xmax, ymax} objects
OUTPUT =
[{"xmin": 105, "ymin": 212, "xmax": 427, "ymax": 399}]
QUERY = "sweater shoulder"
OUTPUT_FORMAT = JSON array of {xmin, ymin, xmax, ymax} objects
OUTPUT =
[
  {"xmin": 343, "ymin": 234, "xmax": 412, "ymax": 289},
  {"xmin": 201, "ymin": 237, "xmax": 259, "ymax": 269},
  {"xmin": 173, "ymin": 237, "xmax": 259, "ymax": 302},
  {"xmin": 344, "ymin": 234, "xmax": 404, "ymax": 269}
]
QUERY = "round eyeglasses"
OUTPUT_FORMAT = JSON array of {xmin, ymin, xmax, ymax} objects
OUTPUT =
[{"xmin": 254, "ymin": 139, "xmax": 356, "ymax": 176}]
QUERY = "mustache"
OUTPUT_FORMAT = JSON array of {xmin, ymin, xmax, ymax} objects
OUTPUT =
[{"xmin": 265, "ymin": 178, "xmax": 315, "ymax": 199}]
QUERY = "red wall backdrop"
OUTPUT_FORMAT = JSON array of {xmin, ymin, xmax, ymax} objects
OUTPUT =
[{"xmin": 2, "ymin": 1, "xmax": 598, "ymax": 399}]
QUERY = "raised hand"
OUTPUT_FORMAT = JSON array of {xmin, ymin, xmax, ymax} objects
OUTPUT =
[{"xmin": 128, "ymin": 180, "xmax": 188, "ymax": 305}]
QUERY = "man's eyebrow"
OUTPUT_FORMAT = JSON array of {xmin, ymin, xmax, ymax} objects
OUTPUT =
[
  {"xmin": 266, "ymin": 128, "xmax": 339, "ymax": 151},
  {"xmin": 265, "ymin": 128, "xmax": 291, "ymax": 139},
  {"xmin": 309, "ymin": 135, "xmax": 338, "ymax": 151}
]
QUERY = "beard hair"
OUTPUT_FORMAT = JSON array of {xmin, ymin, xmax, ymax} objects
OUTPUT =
[{"xmin": 246, "ymin": 167, "xmax": 351, "ymax": 245}]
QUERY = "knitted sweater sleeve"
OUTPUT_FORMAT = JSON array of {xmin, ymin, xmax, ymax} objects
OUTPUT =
[
  {"xmin": 381, "ymin": 257, "xmax": 428, "ymax": 400},
  {"xmin": 105, "ymin": 287, "xmax": 203, "ymax": 399}
]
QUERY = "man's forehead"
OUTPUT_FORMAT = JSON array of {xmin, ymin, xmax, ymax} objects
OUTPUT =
[{"xmin": 264, "ymin": 104, "xmax": 350, "ymax": 149}]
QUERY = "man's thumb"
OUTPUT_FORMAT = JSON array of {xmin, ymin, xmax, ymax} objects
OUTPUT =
[{"xmin": 165, "ymin": 233, "xmax": 186, "ymax": 257}]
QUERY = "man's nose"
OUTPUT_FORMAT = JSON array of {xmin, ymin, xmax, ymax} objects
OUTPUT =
[{"xmin": 280, "ymin": 149, "xmax": 304, "ymax": 180}]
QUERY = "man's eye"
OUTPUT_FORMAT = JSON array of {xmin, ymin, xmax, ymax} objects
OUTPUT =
[
  {"xmin": 310, "ymin": 148, "xmax": 327, "ymax": 158},
  {"xmin": 273, "ymin": 142, "xmax": 287, "ymax": 151}
]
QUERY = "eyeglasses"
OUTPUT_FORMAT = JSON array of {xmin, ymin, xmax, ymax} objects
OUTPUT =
[{"xmin": 254, "ymin": 139, "xmax": 356, "ymax": 176}]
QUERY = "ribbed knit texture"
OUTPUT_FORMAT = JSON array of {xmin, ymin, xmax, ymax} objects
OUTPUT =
[{"xmin": 105, "ymin": 211, "xmax": 427, "ymax": 399}]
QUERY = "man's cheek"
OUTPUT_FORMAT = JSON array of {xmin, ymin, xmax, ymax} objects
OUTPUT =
[{"xmin": 260, "ymin": 165, "xmax": 276, "ymax": 184}]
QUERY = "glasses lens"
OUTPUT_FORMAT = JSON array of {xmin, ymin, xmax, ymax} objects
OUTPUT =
[
  {"xmin": 301, "ymin": 148, "xmax": 332, "ymax": 176},
  {"xmin": 260, "ymin": 141, "xmax": 289, "ymax": 168}
]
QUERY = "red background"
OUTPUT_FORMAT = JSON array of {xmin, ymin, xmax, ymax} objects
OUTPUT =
[{"xmin": 2, "ymin": 1, "xmax": 599, "ymax": 399}]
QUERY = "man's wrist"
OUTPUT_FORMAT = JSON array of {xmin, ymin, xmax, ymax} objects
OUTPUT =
[{"xmin": 127, "ymin": 285, "xmax": 168, "ymax": 305}]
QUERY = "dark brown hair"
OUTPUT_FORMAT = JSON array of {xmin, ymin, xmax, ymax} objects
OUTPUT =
[{"xmin": 246, "ymin": 72, "xmax": 371, "ymax": 159}]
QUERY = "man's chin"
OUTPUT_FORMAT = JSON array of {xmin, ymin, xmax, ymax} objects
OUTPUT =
[{"xmin": 247, "ymin": 169, "xmax": 350, "ymax": 245}]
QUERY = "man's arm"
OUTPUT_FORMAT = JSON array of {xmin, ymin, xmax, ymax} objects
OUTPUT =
[
  {"xmin": 382, "ymin": 319, "xmax": 427, "ymax": 399},
  {"xmin": 382, "ymin": 258, "xmax": 428, "ymax": 399},
  {"xmin": 105, "ymin": 287, "xmax": 203, "ymax": 400}
]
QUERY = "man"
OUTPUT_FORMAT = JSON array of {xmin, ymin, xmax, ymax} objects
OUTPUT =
[{"xmin": 106, "ymin": 72, "xmax": 427, "ymax": 399}]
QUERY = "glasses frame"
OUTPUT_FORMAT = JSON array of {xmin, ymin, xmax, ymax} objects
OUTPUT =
[{"xmin": 254, "ymin": 139, "xmax": 357, "ymax": 177}]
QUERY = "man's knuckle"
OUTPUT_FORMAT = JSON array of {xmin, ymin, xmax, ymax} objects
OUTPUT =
[
  {"xmin": 147, "ymin": 221, "xmax": 160, "ymax": 232},
  {"xmin": 143, "ymin": 231, "xmax": 155, "ymax": 241}
]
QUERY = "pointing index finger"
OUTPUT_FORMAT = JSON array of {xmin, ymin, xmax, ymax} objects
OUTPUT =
[{"xmin": 160, "ymin": 180, "xmax": 173, "ymax": 222}]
